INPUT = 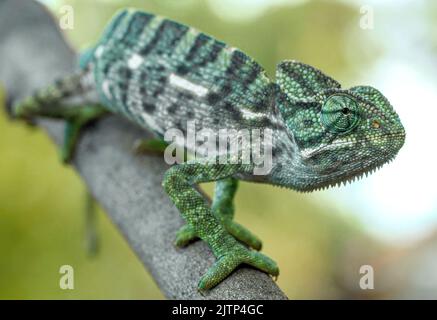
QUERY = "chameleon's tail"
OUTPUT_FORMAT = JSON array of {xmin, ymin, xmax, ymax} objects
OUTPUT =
[{"xmin": 12, "ymin": 70, "xmax": 96, "ymax": 121}]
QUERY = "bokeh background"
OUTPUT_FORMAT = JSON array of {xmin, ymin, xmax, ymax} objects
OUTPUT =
[{"xmin": 1, "ymin": 0, "xmax": 436, "ymax": 299}]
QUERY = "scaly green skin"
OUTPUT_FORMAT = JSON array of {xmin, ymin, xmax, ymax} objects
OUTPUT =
[{"xmin": 11, "ymin": 9, "xmax": 406, "ymax": 290}]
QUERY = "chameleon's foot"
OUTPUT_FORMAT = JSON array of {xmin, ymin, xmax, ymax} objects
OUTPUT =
[
  {"xmin": 174, "ymin": 220, "xmax": 262, "ymax": 250},
  {"xmin": 198, "ymin": 243, "xmax": 279, "ymax": 291}
]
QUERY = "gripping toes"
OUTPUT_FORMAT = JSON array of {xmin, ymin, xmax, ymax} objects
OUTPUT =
[
  {"xmin": 198, "ymin": 244, "xmax": 279, "ymax": 291},
  {"xmin": 175, "ymin": 221, "xmax": 262, "ymax": 250}
]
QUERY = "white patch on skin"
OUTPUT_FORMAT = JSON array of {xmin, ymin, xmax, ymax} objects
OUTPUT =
[
  {"xmin": 269, "ymin": 117, "xmax": 283, "ymax": 128},
  {"xmin": 94, "ymin": 45, "xmax": 104, "ymax": 58},
  {"xmin": 169, "ymin": 73, "xmax": 208, "ymax": 97},
  {"xmin": 127, "ymin": 54, "xmax": 144, "ymax": 70},
  {"xmin": 300, "ymin": 144, "xmax": 328, "ymax": 159},
  {"xmin": 102, "ymin": 80, "xmax": 112, "ymax": 99},
  {"xmin": 241, "ymin": 109, "xmax": 265, "ymax": 120},
  {"xmin": 300, "ymin": 140, "xmax": 356, "ymax": 159}
]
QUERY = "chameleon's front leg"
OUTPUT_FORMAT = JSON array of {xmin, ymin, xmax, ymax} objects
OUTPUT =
[
  {"xmin": 212, "ymin": 178, "xmax": 263, "ymax": 250},
  {"xmin": 162, "ymin": 161, "xmax": 278, "ymax": 290},
  {"xmin": 176, "ymin": 178, "xmax": 262, "ymax": 250}
]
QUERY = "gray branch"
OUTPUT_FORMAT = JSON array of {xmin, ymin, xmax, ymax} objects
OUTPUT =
[{"xmin": 0, "ymin": 0, "xmax": 287, "ymax": 299}]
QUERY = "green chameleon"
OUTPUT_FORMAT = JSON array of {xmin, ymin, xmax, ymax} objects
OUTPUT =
[{"xmin": 11, "ymin": 9, "xmax": 406, "ymax": 290}]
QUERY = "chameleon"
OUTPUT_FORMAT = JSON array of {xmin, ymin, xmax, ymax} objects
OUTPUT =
[{"xmin": 11, "ymin": 9, "xmax": 406, "ymax": 290}]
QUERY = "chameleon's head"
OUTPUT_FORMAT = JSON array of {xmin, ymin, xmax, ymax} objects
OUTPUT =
[{"xmin": 276, "ymin": 61, "xmax": 405, "ymax": 191}]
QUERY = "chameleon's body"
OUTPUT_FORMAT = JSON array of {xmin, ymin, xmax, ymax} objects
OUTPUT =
[{"xmin": 13, "ymin": 9, "xmax": 405, "ymax": 290}]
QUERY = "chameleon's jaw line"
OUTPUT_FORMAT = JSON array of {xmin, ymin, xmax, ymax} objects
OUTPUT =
[
  {"xmin": 290, "ymin": 128, "xmax": 405, "ymax": 192},
  {"xmin": 314, "ymin": 156, "xmax": 396, "ymax": 191},
  {"xmin": 291, "ymin": 155, "xmax": 396, "ymax": 193}
]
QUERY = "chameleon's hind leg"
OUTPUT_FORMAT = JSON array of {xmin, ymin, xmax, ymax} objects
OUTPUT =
[
  {"xmin": 175, "ymin": 178, "xmax": 262, "ymax": 250},
  {"xmin": 60, "ymin": 105, "xmax": 107, "ymax": 163},
  {"xmin": 14, "ymin": 98, "xmax": 107, "ymax": 163},
  {"xmin": 163, "ymin": 160, "xmax": 278, "ymax": 290}
]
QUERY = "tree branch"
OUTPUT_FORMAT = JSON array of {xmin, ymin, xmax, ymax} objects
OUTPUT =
[{"xmin": 0, "ymin": 0, "xmax": 287, "ymax": 299}]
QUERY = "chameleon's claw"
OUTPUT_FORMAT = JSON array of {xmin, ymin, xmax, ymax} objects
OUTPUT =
[{"xmin": 198, "ymin": 243, "xmax": 279, "ymax": 290}]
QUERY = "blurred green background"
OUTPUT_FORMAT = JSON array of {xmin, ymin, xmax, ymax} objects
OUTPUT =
[{"xmin": 1, "ymin": 0, "xmax": 437, "ymax": 299}]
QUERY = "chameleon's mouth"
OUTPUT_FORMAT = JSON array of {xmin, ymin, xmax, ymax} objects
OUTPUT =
[
  {"xmin": 294, "ymin": 157, "xmax": 393, "ymax": 192},
  {"xmin": 312, "ymin": 155, "xmax": 397, "ymax": 191}
]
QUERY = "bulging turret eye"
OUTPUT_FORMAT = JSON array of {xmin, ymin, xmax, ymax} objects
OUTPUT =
[{"xmin": 321, "ymin": 94, "xmax": 360, "ymax": 133}]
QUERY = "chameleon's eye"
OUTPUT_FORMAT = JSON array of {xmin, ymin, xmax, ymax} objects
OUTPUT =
[{"xmin": 320, "ymin": 94, "xmax": 360, "ymax": 133}]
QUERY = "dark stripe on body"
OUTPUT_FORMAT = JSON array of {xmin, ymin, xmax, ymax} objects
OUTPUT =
[
  {"xmin": 226, "ymin": 50, "xmax": 248, "ymax": 76},
  {"xmin": 142, "ymin": 102, "xmax": 156, "ymax": 113},
  {"xmin": 175, "ymin": 35, "xmax": 225, "ymax": 76},
  {"xmin": 186, "ymin": 33, "xmax": 210, "ymax": 61},
  {"xmin": 100, "ymin": 13, "xmax": 151, "ymax": 76},
  {"xmin": 122, "ymin": 12, "xmax": 154, "ymax": 47},
  {"xmin": 113, "ymin": 64, "xmax": 135, "ymax": 117},
  {"xmin": 167, "ymin": 103, "xmax": 179, "ymax": 114},
  {"xmin": 244, "ymin": 64, "xmax": 261, "ymax": 87},
  {"xmin": 140, "ymin": 20, "xmax": 189, "ymax": 56}
]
